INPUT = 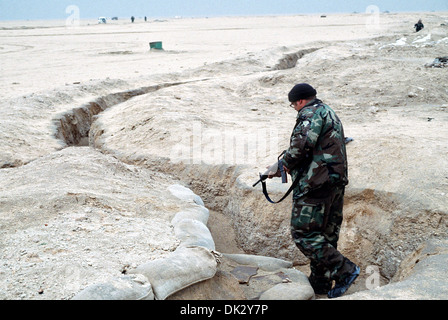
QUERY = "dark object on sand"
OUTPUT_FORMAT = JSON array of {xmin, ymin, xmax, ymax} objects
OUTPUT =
[{"xmin": 425, "ymin": 57, "xmax": 448, "ymax": 68}]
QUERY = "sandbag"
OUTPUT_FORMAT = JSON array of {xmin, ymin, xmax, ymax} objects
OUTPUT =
[
  {"xmin": 171, "ymin": 206, "xmax": 210, "ymax": 226},
  {"xmin": 259, "ymin": 282, "xmax": 315, "ymax": 300},
  {"xmin": 72, "ymin": 274, "xmax": 153, "ymax": 300},
  {"xmin": 129, "ymin": 246, "xmax": 218, "ymax": 300},
  {"xmin": 173, "ymin": 218, "xmax": 215, "ymax": 250},
  {"xmin": 223, "ymin": 253, "xmax": 292, "ymax": 271},
  {"xmin": 167, "ymin": 184, "xmax": 204, "ymax": 206}
]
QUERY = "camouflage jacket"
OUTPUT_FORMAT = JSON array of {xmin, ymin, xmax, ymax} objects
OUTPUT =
[{"xmin": 281, "ymin": 99, "xmax": 348, "ymax": 199}]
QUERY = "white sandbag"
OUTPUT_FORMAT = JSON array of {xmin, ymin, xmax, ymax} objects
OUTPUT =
[
  {"xmin": 129, "ymin": 246, "xmax": 217, "ymax": 300},
  {"xmin": 222, "ymin": 253, "xmax": 292, "ymax": 271},
  {"xmin": 259, "ymin": 282, "xmax": 315, "ymax": 300},
  {"xmin": 173, "ymin": 218, "xmax": 215, "ymax": 250},
  {"xmin": 171, "ymin": 206, "xmax": 210, "ymax": 226},
  {"xmin": 72, "ymin": 274, "xmax": 153, "ymax": 300},
  {"xmin": 167, "ymin": 184, "xmax": 204, "ymax": 206}
]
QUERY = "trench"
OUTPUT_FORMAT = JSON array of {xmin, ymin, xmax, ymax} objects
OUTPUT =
[
  {"xmin": 271, "ymin": 48, "xmax": 320, "ymax": 70},
  {"xmin": 53, "ymin": 80, "xmax": 207, "ymax": 147},
  {"xmin": 53, "ymin": 48, "xmax": 319, "ymax": 149},
  {"xmin": 53, "ymin": 47, "xmax": 321, "ymax": 148},
  {"xmin": 51, "ymin": 51, "xmax": 446, "ymax": 299}
]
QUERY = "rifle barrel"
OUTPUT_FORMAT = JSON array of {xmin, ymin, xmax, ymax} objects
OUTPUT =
[{"xmin": 252, "ymin": 174, "xmax": 268, "ymax": 187}]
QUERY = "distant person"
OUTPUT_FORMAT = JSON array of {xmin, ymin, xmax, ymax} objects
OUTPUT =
[
  {"xmin": 414, "ymin": 19, "xmax": 424, "ymax": 32},
  {"xmin": 144, "ymin": 16, "xmax": 147, "ymax": 22},
  {"xmin": 131, "ymin": 16, "xmax": 135, "ymax": 23}
]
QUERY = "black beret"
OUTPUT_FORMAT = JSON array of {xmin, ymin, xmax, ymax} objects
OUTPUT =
[{"xmin": 288, "ymin": 83, "xmax": 317, "ymax": 102}]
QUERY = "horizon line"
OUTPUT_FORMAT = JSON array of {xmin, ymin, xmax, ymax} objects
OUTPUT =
[{"xmin": 1, "ymin": 9, "xmax": 446, "ymax": 22}]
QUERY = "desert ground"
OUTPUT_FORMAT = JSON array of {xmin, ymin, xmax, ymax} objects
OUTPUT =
[{"xmin": 1, "ymin": 12, "xmax": 447, "ymax": 300}]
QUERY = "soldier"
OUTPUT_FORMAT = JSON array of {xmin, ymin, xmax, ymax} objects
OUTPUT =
[
  {"xmin": 280, "ymin": 83, "xmax": 360, "ymax": 298},
  {"xmin": 414, "ymin": 19, "xmax": 424, "ymax": 32}
]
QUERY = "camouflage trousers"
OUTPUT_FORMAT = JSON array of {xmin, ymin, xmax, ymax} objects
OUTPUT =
[{"xmin": 290, "ymin": 186, "xmax": 357, "ymax": 293}]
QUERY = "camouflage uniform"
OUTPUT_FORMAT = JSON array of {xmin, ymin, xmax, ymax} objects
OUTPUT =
[{"xmin": 281, "ymin": 98, "xmax": 357, "ymax": 293}]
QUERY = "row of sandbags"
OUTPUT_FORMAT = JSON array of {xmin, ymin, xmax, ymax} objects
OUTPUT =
[{"xmin": 72, "ymin": 184, "xmax": 220, "ymax": 300}]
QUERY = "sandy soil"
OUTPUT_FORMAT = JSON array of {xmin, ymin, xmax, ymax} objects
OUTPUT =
[{"xmin": 1, "ymin": 12, "xmax": 447, "ymax": 300}]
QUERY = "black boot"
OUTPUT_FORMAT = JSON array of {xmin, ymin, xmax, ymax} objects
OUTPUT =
[
  {"xmin": 308, "ymin": 274, "xmax": 332, "ymax": 295},
  {"xmin": 327, "ymin": 265, "xmax": 360, "ymax": 298}
]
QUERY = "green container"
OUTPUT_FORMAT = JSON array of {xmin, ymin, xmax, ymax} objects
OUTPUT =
[{"xmin": 149, "ymin": 41, "xmax": 163, "ymax": 50}]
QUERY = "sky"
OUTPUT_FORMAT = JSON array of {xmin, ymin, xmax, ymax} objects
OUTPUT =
[{"xmin": 0, "ymin": 0, "xmax": 447, "ymax": 21}]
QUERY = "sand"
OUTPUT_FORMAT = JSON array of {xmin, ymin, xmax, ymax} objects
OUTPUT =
[{"xmin": 1, "ymin": 12, "xmax": 448, "ymax": 300}]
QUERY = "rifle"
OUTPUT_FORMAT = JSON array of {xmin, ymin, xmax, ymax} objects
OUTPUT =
[{"xmin": 253, "ymin": 151, "xmax": 300, "ymax": 204}]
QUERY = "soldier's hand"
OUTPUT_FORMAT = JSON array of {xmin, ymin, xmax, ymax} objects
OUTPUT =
[{"xmin": 266, "ymin": 165, "xmax": 281, "ymax": 179}]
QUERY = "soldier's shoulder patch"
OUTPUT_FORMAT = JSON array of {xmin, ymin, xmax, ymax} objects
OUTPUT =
[{"xmin": 301, "ymin": 120, "xmax": 311, "ymax": 128}]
